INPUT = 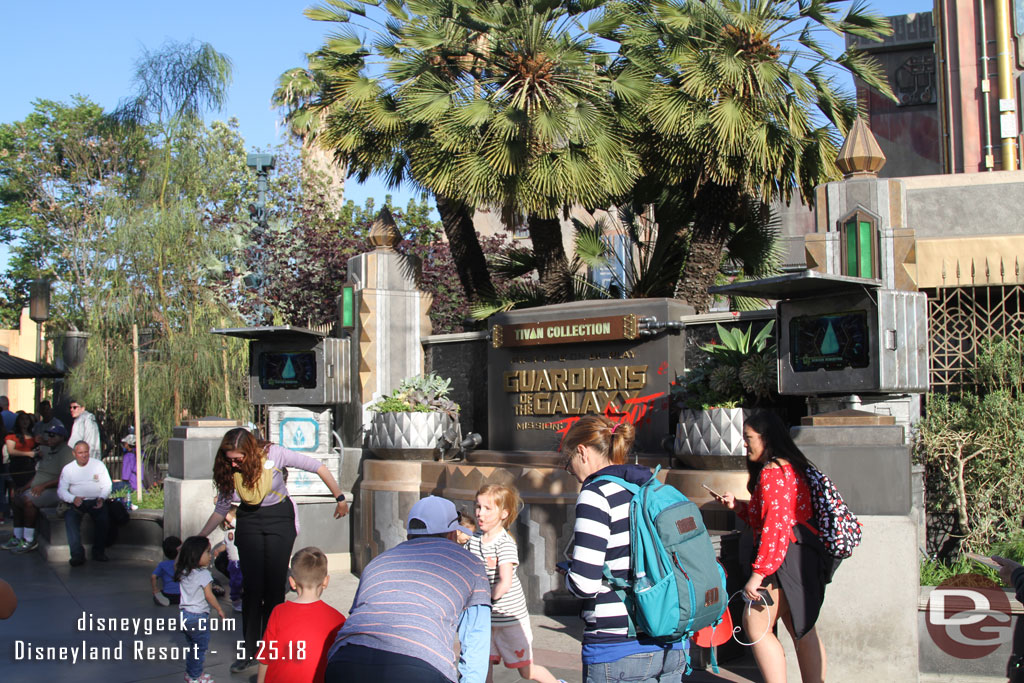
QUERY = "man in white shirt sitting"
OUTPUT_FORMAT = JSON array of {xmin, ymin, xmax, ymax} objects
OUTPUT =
[{"xmin": 57, "ymin": 441, "xmax": 112, "ymax": 566}]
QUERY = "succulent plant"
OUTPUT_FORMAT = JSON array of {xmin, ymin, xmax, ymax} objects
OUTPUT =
[
  {"xmin": 370, "ymin": 372, "xmax": 459, "ymax": 418},
  {"xmin": 673, "ymin": 321, "xmax": 778, "ymax": 410}
]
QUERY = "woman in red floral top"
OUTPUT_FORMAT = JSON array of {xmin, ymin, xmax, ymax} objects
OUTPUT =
[{"xmin": 715, "ymin": 411, "xmax": 828, "ymax": 683}]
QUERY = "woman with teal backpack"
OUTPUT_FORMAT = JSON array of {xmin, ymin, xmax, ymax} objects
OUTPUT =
[
  {"xmin": 560, "ymin": 415, "xmax": 687, "ymax": 683},
  {"xmin": 716, "ymin": 411, "xmax": 829, "ymax": 683}
]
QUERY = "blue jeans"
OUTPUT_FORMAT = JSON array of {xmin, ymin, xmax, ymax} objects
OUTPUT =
[
  {"xmin": 64, "ymin": 499, "xmax": 109, "ymax": 560},
  {"xmin": 182, "ymin": 610, "xmax": 211, "ymax": 679},
  {"xmin": 583, "ymin": 648, "xmax": 687, "ymax": 683}
]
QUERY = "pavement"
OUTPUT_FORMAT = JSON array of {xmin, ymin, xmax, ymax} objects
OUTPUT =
[{"xmin": 0, "ymin": 516, "xmax": 771, "ymax": 683}]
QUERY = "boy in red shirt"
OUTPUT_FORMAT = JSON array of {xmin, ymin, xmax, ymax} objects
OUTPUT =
[{"xmin": 257, "ymin": 547, "xmax": 346, "ymax": 683}]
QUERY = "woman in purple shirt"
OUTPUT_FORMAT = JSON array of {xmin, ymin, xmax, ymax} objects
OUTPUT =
[{"xmin": 197, "ymin": 427, "xmax": 349, "ymax": 673}]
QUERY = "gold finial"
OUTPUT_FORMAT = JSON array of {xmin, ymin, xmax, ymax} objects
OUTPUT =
[
  {"xmin": 836, "ymin": 117, "xmax": 886, "ymax": 178},
  {"xmin": 367, "ymin": 206, "xmax": 402, "ymax": 250}
]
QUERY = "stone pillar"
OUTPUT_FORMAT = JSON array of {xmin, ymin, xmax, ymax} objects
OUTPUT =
[
  {"xmin": 784, "ymin": 425, "xmax": 919, "ymax": 682},
  {"xmin": 341, "ymin": 208, "xmax": 433, "ymax": 445},
  {"xmin": 163, "ymin": 420, "xmax": 240, "ymax": 539}
]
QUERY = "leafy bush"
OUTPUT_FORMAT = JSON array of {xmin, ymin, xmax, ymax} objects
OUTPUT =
[{"xmin": 914, "ymin": 336, "xmax": 1024, "ymax": 558}]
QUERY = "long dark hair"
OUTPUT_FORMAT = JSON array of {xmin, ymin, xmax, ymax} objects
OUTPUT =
[
  {"xmin": 173, "ymin": 536, "xmax": 211, "ymax": 582},
  {"xmin": 13, "ymin": 411, "xmax": 33, "ymax": 439},
  {"xmin": 213, "ymin": 427, "xmax": 271, "ymax": 498},
  {"xmin": 744, "ymin": 410, "xmax": 815, "ymax": 494}
]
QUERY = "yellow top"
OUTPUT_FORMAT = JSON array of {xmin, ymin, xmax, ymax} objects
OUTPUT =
[{"xmin": 232, "ymin": 456, "xmax": 274, "ymax": 505}]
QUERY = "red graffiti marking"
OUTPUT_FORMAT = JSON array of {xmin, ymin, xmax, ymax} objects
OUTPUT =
[{"xmin": 550, "ymin": 391, "xmax": 668, "ymax": 448}]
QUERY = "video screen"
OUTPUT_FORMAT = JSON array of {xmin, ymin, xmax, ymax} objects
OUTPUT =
[
  {"xmin": 789, "ymin": 310, "xmax": 870, "ymax": 373},
  {"xmin": 258, "ymin": 350, "xmax": 318, "ymax": 390}
]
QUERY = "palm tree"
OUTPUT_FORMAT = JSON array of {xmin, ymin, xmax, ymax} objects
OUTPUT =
[
  {"xmin": 304, "ymin": 0, "xmax": 641, "ymax": 304},
  {"xmin": 598, "ymin": 0, "xmax": 893, "ymax": 311},
  {"xmin": 272, "ymin": 58, "xmax": 349, "ymax": 215}
]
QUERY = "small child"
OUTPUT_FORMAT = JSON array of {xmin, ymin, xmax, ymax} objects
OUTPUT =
[
  {"xmin": 257, "ymin": 546, "xmax": 346, "ymax": 683},
  {"xmin": 212, "ymin": 507, "xmax": 243, "ymax": 612},
  {"xmin": 175, "ymin": 536, "xmax": 226, "ymax": 683},
  {"xmin": 468, "ymin": 484, "xmax": 564, "ymax": 683},
  {"xmin": 151, "ymin": 536, "xmax": 182, "ymax": 606},
  {"xmin": 456, "ymin": 509, "xmax": 476, "ymax": 547}
]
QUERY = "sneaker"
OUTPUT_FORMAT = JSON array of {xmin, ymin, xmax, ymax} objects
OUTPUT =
[
  {"xmin": 231, "ymin": 599, "xmax": 242, "ymax": 612},
  {"xmin": 229, "ymin": 657, "xmax": 256, "ymax": 673},
  {"xmin": 13, "ymin": 539, "xmax": 38, "ymax": 554},
  {"xmin": 153, "ymin": 592, "xmax": 171, "ymax": 607},
  {"xmin": 69, "ymin": 556, "xmax": 86, "ymax": 567},
  {"xmin": 1, "ymin": 537, "xmax": 23, "ymax": 550},
  {"xmin": 92, "ymin": 552, "xmax": 109, "ymax": 562},
  {"xmin": 184, "ymin": 674, "xmax": 215, "ymax": 683}
]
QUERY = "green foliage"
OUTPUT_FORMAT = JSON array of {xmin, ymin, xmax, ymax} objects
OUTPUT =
[
  {"xmin": 915, "ymin": 336, "xmax": 1024, "ymax": 556},
  {"xmin": 0, "ymin": 43, "xmax": 253, "ymax": 459},
  {"xmin": 920, "ymin": 555, "xmax": 999, "ymax": 586},
  {"xmin": 675, "ymin": 321, "xmax": 777, "ymax": 410},
  {"xmin": 137, "ymin": 485, "xmax": 165, "ymax": 510},
  {"xmin": 370, "ymin": 372, "xmax": 459, "ymax": 417}
]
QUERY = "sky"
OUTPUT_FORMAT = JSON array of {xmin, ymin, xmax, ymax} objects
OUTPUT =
[{"xmin": 1, "ymin": 0, "xmax": 932, "ymax": 213}]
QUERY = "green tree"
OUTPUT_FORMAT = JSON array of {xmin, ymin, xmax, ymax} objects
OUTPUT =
[
  {"xmin": 0, "ymin": 42, "xmax": 255, "ymax": 453},
  {"xmin": 599, "ymin": 0, "xmax": 892, "ymax": 311},
  {"xmin": 302, "ymin": 0, "xmax": 640, "ymax": 304}
]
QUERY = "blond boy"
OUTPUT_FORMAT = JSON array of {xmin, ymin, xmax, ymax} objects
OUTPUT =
[{"xmin": 257, "ymin": 547, "xmax": 346, "ymax": 683}]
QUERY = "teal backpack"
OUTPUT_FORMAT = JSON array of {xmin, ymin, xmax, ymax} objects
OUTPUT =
[{"xmin": 595, "ymin": 467, "xmax": 727, "ymax": 655}]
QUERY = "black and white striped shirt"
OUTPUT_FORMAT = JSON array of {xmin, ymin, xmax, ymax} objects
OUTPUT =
[{"xmin": 564, "ymin": 464, "xmax": 652, "ymax": 644}]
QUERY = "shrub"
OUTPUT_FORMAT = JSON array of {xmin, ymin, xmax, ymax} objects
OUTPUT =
[{"xmin": 914, "ymin": 336, "xmax": 1024, "ymax": 558}]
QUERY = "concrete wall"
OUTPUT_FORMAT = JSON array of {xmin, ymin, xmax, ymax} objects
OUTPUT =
[
  {"xmin": 904, "ymin": 170, "xmax": 1024, "ymax": 238},
  {"xmin": 0, "ymin": 308, "xmax": 43, "ymax": 412},
  {"xmin": 423, "ymin": 331, "xmax": 490, "ymax": 448}
]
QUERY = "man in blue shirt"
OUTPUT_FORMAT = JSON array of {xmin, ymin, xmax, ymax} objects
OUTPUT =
[
  {"xmin": 0, "ymin": 396, "xmax": 15, "ymax": 432},
  {"xmin": 325, "ymin": 496, "xmax": 491, "ymax": 683}
]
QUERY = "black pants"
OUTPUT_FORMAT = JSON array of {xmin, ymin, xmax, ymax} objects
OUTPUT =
[
  {"xmin": 325, "ymin": 644, "xmax": 450, "ymax": 682},
  {"xmin": 235, "ymin": 498, "xmax": 296, "ymax": 659}
]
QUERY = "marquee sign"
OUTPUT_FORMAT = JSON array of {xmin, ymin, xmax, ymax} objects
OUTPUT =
[{"xmin": 492, "ymin": 314, "xmax": 639, "ymax": 349}]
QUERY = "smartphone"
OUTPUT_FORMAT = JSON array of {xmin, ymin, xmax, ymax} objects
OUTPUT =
[
  {"xmin": 701, "ymin": 483, "xmax": 723, "ymax": 499},
  {"xmin": 965, "ymin": 552, "xmax": 1002, "ymax": 570},
  {"xmin": 743, "ymin": 589, "xmax": 775, "ymax": 606}
]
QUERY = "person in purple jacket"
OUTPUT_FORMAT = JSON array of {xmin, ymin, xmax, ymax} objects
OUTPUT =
[{"xmin": 197, "ymin": 427, "xmax": 349, "ymax": 674}]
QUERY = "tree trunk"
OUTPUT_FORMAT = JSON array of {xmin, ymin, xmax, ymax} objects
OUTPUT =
[
  {"xmin": 675, "ymin": 227, "xmax": 729, "ymax": 314},
  {"xmin": 435, "ymin": 195, "xmax": 495, "ymax": 304},
  {"xmin": 527, "ymin": 214, "xmax": 571, "ymax": 304},
  {"xmin": 674, "ymin": 184, "xmax": 744, "ymax": 313}
]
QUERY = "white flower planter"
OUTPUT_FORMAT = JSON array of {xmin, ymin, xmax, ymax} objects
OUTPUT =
[
  {"xmin": 674, "ymin": 407, "xmax": 749, "ymax": 469},
  {"xmin": 367, "ymin": 411, "xmax": 457, "ymax": 460}
]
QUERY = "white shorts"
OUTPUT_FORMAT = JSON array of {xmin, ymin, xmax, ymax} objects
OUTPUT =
[{"xmin": 489, "ymin": 617, "xmax": 534, "ymax": 669}]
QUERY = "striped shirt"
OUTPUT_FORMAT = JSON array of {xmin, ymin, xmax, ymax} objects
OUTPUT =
[
  {"xmin": 565, "ymin": 464, "xmax": 653, "ymax": 644},
  {"xmin": 327, "ymin": 536, "xmax": 491, "ymax": 681},
  {"xmin": 467, "ymin": 529, "xmax": 530, "ymax": 623}
]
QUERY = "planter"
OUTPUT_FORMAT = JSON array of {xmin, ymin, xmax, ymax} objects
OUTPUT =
[
  {"xmin": 367, "ymin": 411, "xmax": 458, "ymax": 460},
  {"xmin": 674, "ymin": 407, "xmax": 749, "ymax": 469},
  {"xmin": 61, "ymin": 331, "xmax": 90, "ymax": 369}
]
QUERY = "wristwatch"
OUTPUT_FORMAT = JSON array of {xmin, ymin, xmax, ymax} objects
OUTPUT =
[{"xmin": 335, "ymin": 493, "xmax": 346, "ymax": 503}]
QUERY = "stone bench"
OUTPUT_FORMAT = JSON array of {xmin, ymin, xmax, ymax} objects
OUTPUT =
[{"xmin": 38, "ymin": 506, "xmax": 165, "ymax": 563}]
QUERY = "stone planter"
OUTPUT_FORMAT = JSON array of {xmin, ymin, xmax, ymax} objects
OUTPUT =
[
  {"xmin": 367, "ymin": 411, "xmax": 457, "ymax": 460},
  {"xmin": 674, "ymin": 407, "xmax": 749, "ymax": 469}
]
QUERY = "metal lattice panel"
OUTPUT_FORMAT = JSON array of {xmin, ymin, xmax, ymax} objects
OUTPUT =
[{"xmin": 925, "ymin": 285, "xmax": 1024, "ymax": 391}]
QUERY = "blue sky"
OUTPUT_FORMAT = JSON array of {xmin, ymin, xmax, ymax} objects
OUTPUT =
[{"xmin": 1, "ymin": 0, "xmax": 932, "ymax": 212}]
